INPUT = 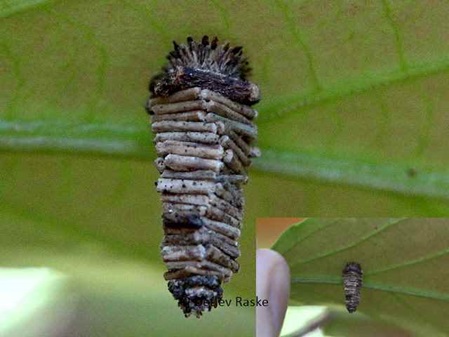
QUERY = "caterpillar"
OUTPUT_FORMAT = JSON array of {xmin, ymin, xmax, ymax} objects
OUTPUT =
[
  {"xmin": 342, "ymin": 262, "xmax": 363, "ymax": 313},
  {"xmin": 146, "ymin": 35, "xmax": 260, "ymax": 317}
]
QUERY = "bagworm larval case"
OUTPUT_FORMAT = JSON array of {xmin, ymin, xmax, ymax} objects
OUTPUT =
[
  {"xmin": 342, "ymin": 262, "xmax": 363, "ymax": 313},
  {"xmin": 146, "ymin": 36, "xmax": 260, "ymax": 317}
]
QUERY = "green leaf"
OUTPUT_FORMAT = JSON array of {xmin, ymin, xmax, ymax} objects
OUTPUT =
[
  {"xmin": 2, "ymin": 1, "xmax": 449, "ymax": 214},
  {"xmin": 272, "ymin": 218, "xmax": 449, "ymax": 337},
  {"xmin": 1, "ymin": 1, "xmax": 449, "ymax": 333}
]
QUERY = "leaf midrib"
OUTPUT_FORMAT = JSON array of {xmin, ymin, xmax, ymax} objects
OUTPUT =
[
  {"xmin": 259, "ymin": 55, "xmax": 449, "ymax": 123},
  {"xmin": 2, "ymin": 119, "xmax": 449, "ymax": 200},
  {"xmin": 291, "ymin": 276, "xmax": 449, "ymax": 301}
]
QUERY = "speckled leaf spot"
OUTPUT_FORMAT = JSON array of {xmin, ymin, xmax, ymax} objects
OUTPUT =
[
  {"xmin": 342, "ymin": 262, "xmax": 363, "ymax": 313},
  {"xmin": 146, "ymin": 35, "xmax": 260, "ymax": 318}
]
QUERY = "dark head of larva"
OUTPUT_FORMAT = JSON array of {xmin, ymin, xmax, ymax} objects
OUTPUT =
[
  {"xmin": 343, "ymin": 262, "xmax": 362, "ymax": 275},
  {"xmin": 149, "ymin": 35, "xmax": 260, "ymax": 106}
]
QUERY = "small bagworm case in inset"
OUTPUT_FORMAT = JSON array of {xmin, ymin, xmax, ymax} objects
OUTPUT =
[
  {"xmin": 342, "ymin": 262, "xmax": 363, "ymax": 313},
  {"xmin": 146, "ymin": 35, "xmax": 260, "ymax": 317}
]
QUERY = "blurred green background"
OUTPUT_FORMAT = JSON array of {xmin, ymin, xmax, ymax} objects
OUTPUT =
[{"xmin": 2, "ymin": 0, "xmax": 449, "ymax": 335}]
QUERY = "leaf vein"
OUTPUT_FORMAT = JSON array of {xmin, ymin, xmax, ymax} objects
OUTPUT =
[
  {"xmin": 293, "ymin": 218, "xmax": 405, "ymax": 265},
  {"xmin": 381, "ymin": 0, "xmax": 408, "ymax": 72},
  {"xmin": 259, "ymin": 56, "xmax": 449, "ymax": 123},
  {"xmin": 366, "ymin": 246, "xmax": 449, "ymax": 276},
  {"xmin": 274, "ymin": 0, "xmax": 321, "ymax": 91}
]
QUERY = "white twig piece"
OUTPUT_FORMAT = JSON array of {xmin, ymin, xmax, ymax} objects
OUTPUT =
[
  {"xmin": 205, "ymin": 113, "xmax": 257, "ymax": 139},
  {"xmin": 149, "ymin": 87, "xmax": 201, "ymax": 106},
  {"xmin": 164, "ymin": 154, "xmax": 224, "ymax": 172},
  {"xmin": 151, "ymin": 100, "xmax": 204, "ymax": 115},
  {"xmin": 156, "ymin": 140, "xmax": 224, "ymax": 159},
  {"xmin": 154, "ymin": 132, "xmax": 220, "ymax": 144},
  {"xmin": 220, "ymin": 135, "xmax": 251, "ymax": 166},
  {"xmin": 151, "ymin": 111, "xmax": 206, "ymax": 122},
  {"xmin": 200, "ymin": 89, "xmax": 257, "ymax": 119},
  {"xmin": 152, "ymin": 121, "xmax": 218, "ymax": 133}
]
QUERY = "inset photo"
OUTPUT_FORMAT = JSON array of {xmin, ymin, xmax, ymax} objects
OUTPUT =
[{"xmin": 256, "ymin": 218, "xmax": 449, "ymax": 337}]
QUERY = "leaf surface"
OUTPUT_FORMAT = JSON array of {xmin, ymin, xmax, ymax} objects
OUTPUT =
[{"xmin": 2, "ymin": 1, "xmax": 449, "ymax": 214}]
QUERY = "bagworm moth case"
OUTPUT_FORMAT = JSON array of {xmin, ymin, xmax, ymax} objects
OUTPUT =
[
  {"xmin": 146, "ymin": 35, "xmax": 260, "ymax": 317},
  {"xmin": 342, "ymin": 262, "xmax": 363, "ymax": 313}
]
